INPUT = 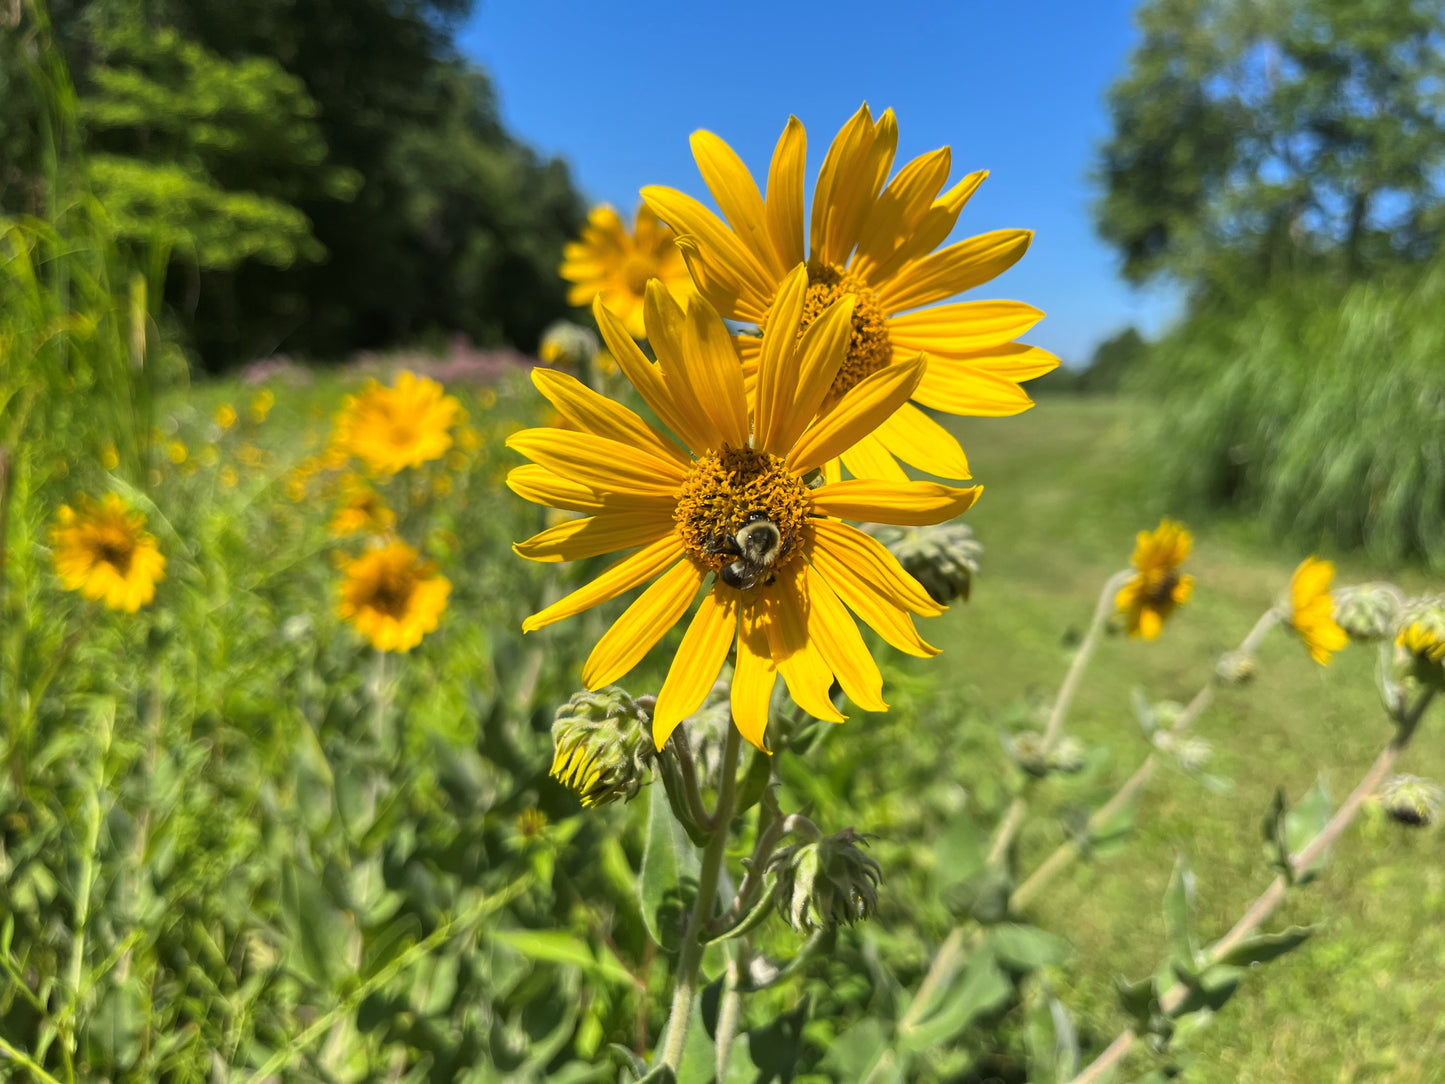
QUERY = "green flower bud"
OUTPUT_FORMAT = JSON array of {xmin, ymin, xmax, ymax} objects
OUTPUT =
[
  {"xmin": 1047, "ymin": 735, "xmax": 1088, "ymax": 775},
  {"xmin": 550, "ymin": 686, "xmax": 654, "ymax": 807},
  {"xmin": 1007, "ymin": 731, "xmax": 1051, "ymax": 777},
  {"xmin": 1332, "ymin": 584, "xmax": 1400, "ymax": 642},
  {"xmin": 1379, "ymin": 774, "xmax": 1442, "ymax": 827},
  {"xmin": 538, "ymin": 321, "xmax": 600, "ymax": 371},
  {"xmin": 874, "ymin": 522, "xmax": 982, "ymax": 605},
  {"xmin": 770, "ymin": 828, "xmax": 882, "ymax": 932},
  {"xmin": 1216, "ymin": 649, "xmax": 1258, "ymax": 686}
]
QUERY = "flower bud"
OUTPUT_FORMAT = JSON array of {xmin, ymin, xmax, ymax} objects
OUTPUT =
[
  {"xmin": 1397, "ymin": 598, "xmax": 1445, "ymax": 690},
  {"xmin": 1047, "ymin": 735, "xmax": 1088, "ymax": 775},
  {"xmin": 1378, "ymin": 774, "xmax": 1442, "ymax": 827},
  {"xmin": 769, "ymin": 827, "xmax": 881, "ymax": 931},
  {"xmin": 550, "ymin": 686, "xmax": 654, "ymax": 806},
  {"xmin": 1007, "ymin": 731, "xmax": 1051, "ymax": 777},
  {"xmin": 1216, "ymin": 649, "xmax": 1258, "ymax": 686},
  {"xmin": 874, "ymin": 522, "xmax": 982, "ymax": 605},
  {"xmin": 538, "ymin": 321, "xmax": 600, "ymax": 371},
  {"xmin": 1332, "ymin": 585, "xmax": 1400, "ymax": 642},
  {"xmin": 1154, "ymin": 730, "xmax": 1213, "ymax": 774}
]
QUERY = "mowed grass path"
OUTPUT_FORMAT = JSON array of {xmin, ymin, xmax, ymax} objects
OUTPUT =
[{"xmin": 943, "ymin": 396, "xmax": 1445, "ymax": 1082}]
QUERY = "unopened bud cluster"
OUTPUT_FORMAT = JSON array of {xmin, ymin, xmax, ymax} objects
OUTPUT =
[
  {"xmin": 1378, "ymin": 774, "xmax": 1442, "ymax": 828},
  {"xmin": 1153, "ymin": 730, "xmax": 1213, "ymax": 773},
  {"xmin": 769, "ymin": 828, "xmax": 881, "ymax": 931},
  {"xmin": 1215, "ymin": 650, "xmax": 1258, "ymax": 686},
  {"xmin": 1333, "ymin": 585, "xmax": 1400, "ymax": 642},
  {"xmin": 538, "ymin": 321, "xmax": 600, "ymax": 371},
  {"xmin": 550, "ymin": 686, "xmax": 654, "ymax": 807},
  {"xmin": 1008, "ymin": 731, "xmax": 1086, "ymax": 777},
  {"xmin": 875, "ymin": 522, "xmax": 982, "ymax": 605}
]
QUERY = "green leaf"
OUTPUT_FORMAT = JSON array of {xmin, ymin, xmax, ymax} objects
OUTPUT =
[
  {"xmin": 1262, "ymin": 787, "xmax": 1293, "ymax": 881},
  {"xmin": 988, "ymin": 924, "xmax": 1073, "ymax": 971},
  {"xmin": 1215, "ymin": 924, "xmax": 1316, "ymax": 968},
  {"xmin": 743, "ymin": 996, "xmax": 810, "ymax": 1080},
  {"xmin": 947, "ymin": 864, "xmax": 1013, "ymax": 925},
  {"xmin": 1162, "ymin": 855, "xmax": 1196, "ymax": 970},
  {"xmin": 1114, "ymin": 974, "xmax": 1157, "ymax": 1030},
  {"xmin": 822, "ymin": 1019, "xmax": 896, "ymax": 1081},
  {"xmin": 278, "ymin": 861, "xmax": 352, "ymax": 990},
  {"xmin": 1026, "ymin": 982, "xmax": 1080, "ymax": 1084},
  {"xmin": 1285, "ymin": 778, "xmax": 1333, "ymax": 883},
  {"xmin": 1088, "ymin": 792, "xmax": 1138, "ymax": 853},
  {"xmin": 635, "ymin": 1067, "xmax": 677, "ymax": 1084},
  {"xmin": 1171, "ymin": 962, "xmax": 1242, "ymax": 1017},
  {"xmin": 641, "ymin": 784, "xmax": 700, "ymax": 950},
  {"xmin": 899, "ymin": 950, "xmax": 1013, "ymax": 1051},
  {"xmin": 84, "ymin": 977, "xmax": 145, "ymax": 1070},
  {"xmin": 489, "ymin": 928, "xmax": 636, "ymax": 990}
]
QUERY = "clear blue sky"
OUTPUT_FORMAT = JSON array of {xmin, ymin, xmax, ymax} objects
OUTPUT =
[{"xmin": 458, "ymin": 0, "xmax": 1180, "ymax": 367}]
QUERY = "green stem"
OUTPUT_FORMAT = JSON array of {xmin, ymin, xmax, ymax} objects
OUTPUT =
[
  {"xmin": 0, "ymin": 1033, "xmax": 65, "ymax": 1084},
  {"xmin": 658, "ymin": 722, "xmax": 742, "ymax": 1072}
]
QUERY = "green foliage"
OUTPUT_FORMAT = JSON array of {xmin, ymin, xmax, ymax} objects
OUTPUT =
[
  {"xmin": 1129, "ymin": 260, "xmax": 1445, "ymax": 568},
  {"xmin": 1097, "ymin": 0, "xmax": 1445, "ymax": 290}
]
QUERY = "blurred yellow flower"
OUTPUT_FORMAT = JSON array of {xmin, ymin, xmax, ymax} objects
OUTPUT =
[
  {"xmin": 478, "ymin": 388, "xmax": 498, "ymax": 410},
  {"xmin": 237, "ymin": 444, "xmax": 268, "ymax": 469},
  {"xmin": 1289, "ymin": 557, "xmax": 1348, "ymax": 665},
  {"xmin": 330, "ymin": 478, "xmax": 396, "ymax": 537},
  {"xmin": 561, "ymin": 204, "xmax": 691, "ymax": 339},
  {"xmin": 445, "ymin": 449, "xmax": 469, "ymax": 472},
  {"xmin": 338, "ymin": 541, "xmax": 450, "ymax": 652},
  {"xmin": 643, "ymin": 104, "xmax": 1057, "ymax": 482},
  {"xmin": 1398, "ymin": 620, "xmax": 1445, "ymax": 663},
  {"xmin": 1116, "ymin": 518, "xmax": 1194, "ymax": 639},
  {"xmin": 219, "ymin": 466, "xmax": 238, "ymax": 488},
  {"xmin": 50, "ymin": 494, "xmax": 166, "ymax": 612},
  {"xmin": 250, "ymin": 387, "xmax": 276, "ymax": 423},
  {"xmin": 432, "ymin": 474, "xmax": 453, "ymax": 498},
  {"xmin": 216, "ymin": 403, "xmax": 238, "ymax": 430},
  {"xmin": 285, "ymin": 473, "xmax": 308, "ymax": 502},
  {"xmin": 509, "ymin": 275, "xmax": 979, "ymax": 751},
  {"xmin": 200, "ymin": 444, "xmax": 220, "ymax": 467},
  {"xmin": 101, "ymin": 444, "xmax": 120, "ymax": 471},
  {"xmin": 167, "ymin": 440, "xmax": 188, "ymax": 465},
  {"xmin": 333, "ymin": 371, "xmax": 460, "ymax": 477}
]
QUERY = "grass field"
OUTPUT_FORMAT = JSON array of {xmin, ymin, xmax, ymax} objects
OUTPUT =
[{"xmin": 946, "ymin": 396, "xmax": 1445, "ymax": 1082}]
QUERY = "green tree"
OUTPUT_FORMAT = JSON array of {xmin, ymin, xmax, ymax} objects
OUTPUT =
[{"xmin": 1096, "ymin": 0, "xmax": 1445, "ymax": 291}]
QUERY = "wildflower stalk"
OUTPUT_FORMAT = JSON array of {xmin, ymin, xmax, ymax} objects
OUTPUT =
[
  {"xmin": 658, "ymin": 721, "xmax": 742, "ymax": 1072},
  {"xmin": 714, "ymin": 948, "xmax": 743, "ymax": 1080},
  {"xmin": 1012, "ymin": 608, "xmax": 1281, "ymax": 912},
  {"xmin": 1069, "ymin": 685, "xmax": 1437, "ymax": 1084},
  {"xmin": 986, "ymin": 570, "xmax": 1132, "ymax": 866}
]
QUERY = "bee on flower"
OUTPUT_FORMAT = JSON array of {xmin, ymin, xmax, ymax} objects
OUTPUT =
[
  {"xmin": 50, "ymin": 494, "xmax": 166, "ymax": 612},
  {"xmin": 337, "ymin": 541, "xmax": 450, "ymax": 652},
  {"xmin": 561, "ymin": 205, "xmax": 692, "ymax": 339},
  {"xmin": 642, "ymin": 104, "xmax": 1056, "ymax": 482},
  {"xmin": 1115, "ymin": 518, "xmax": 1194, "ymax": 639},
  {"xmin": 332, "ymin": 371, "xmax": 461, "ymax": 478},
  {"xmin": 509, "ymin": 272, "xmax": 981, "ymax": 751}
]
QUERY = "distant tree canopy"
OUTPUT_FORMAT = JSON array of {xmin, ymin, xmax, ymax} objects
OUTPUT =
[
  {"xmin": 1, "ymin": 0, "xmax": 585, "ymax": 368},
  {"xmin": 1096, "ymin": 0, "xmax": 1445, "ymax": 295}
]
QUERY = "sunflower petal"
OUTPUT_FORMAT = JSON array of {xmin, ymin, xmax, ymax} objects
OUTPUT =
[
  {"xmin": 522, "ymin": 535, "xmax": 684, "ymax": 633},
  {"xmin": 811, "ymin": 519, "xmax": 944, "ymax": 616},
  {"xmin": 815, "ymin": 552, "xmax": 940, "ymax": 658},
  {"xmin": 594, "ymin": 296, "xmax": 715, "ymax": 453},
  {"xmin": 770, "ymin": 571, "xmax": 846, "ymax": 723},
  {"xmin": 766, "ymin": 116, "xmax": 807, "ymax": 269},
  {"xmin": 811, "ymin": 478, "xmax": 982, "ymax": 526},
  {"xmin": 674, "ymin": 236, "xmax": 770, "ymax": 325},
  {"xmin": 653, "ymin": 585, "xmax": 739, "ymax": 747},
  {"xmin": 942, "ymin": 343, "xmax": 1059, "ymax": 381},
  {"xmin": 642, "ymin": 186, "xmax": 774, "ymax": 315},
  {"xmin": 878, "ymin": 231, "xmax": 1034, "ymax": 314},
  {"xmin": 680, "ymin": 289, "xmax": 750, "ymax": 448},
  {"xmin": 732, "ymin": 601, "xmax": 778, "ymax": 751},
  {"xmin": 887, "ymin": 299, "xmax": 1045, "ymax": 353},
  {"xmin": 839, "ymin": 434, "xmax": 910, "ymax": 482},
  {"xmin": 804, "ymin": 564, "xmax": 887, "ymax": 712},
  {"xmin": 785, "ymin": 355, "xmax": 925, "ymax": 476},
  {"xmin": 770, "ymin": 294, "xmax": 857, "ymax": 454},
  {"xmin": 810, "ymin": 103, "xmax": 876, "ymax": 266},
  {"xmin": 513, "ymin": 510, "xmax": 676, "ymax": 563},
  {"xmin": 507, "ymin": 428, "xmax": 684, "ymax": 496},
  {"xmin": 874, "ymin": 400, "xmax": 972, "ymax": 478},
  {"xmin": 583, "ymin": 558, "xmax": 705, "ymax": 688},
  {"xmin": 870, "ymin": 170, "xmax": 988, "ymax": 284},
  {"xmin": 754, "ymin": 264, "xmax": 810, "ymax": 454},
  {"xmin": 507, "ymin": 465, "xmax": 609, "ymax": 513},
  {"xmin": 531, "ymin": 368, "xmax": 690, "ymax": 466},
  {"xmin": 691, "ymin": 129, "xmax": 782, "ymax": 276},
  {"xmin": 910, "ymin": 358, "xmax": 1037, "ymax": 417},
  {"xmin": 851, "ymin": 147, "xmax": 952, "ymax": 284}
]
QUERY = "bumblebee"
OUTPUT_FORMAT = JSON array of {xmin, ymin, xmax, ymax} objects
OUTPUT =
[{"xmin": 706, "ymin": 511, "xmax": 786, "ymax": 591}]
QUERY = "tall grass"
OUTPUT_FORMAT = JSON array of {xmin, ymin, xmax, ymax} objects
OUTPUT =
[{"xmin": 1132, "ymin": 262, "xmax": 1445, "ymax": 569}]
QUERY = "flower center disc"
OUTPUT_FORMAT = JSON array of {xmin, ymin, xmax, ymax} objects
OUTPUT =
[
  {"xmin": 621, "ymin": 255, "xmax": 657, "ymax": 296},
  {"xmin": 799, "ymin": 262, "xmax": 892, "ymax": 406},
  {"xmin": 367, "ymin": 570, "xmax": 416, "ymax": 618},
  {"xmin": 674, "ymin": 446, "xmax": 810, "ymax": 582},
  {"xmin": 92, "ymin": 531, "xmax": 136, "ymax": 574}
]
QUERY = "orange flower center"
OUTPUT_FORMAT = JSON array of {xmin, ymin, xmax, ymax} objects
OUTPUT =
[
  {"xmin": 673, "ymin": 446, "xmax": 811, "ymax": 587},
  {"xmin": 622, "ymin": 254, "xmax": 658, "ymax": 296}
]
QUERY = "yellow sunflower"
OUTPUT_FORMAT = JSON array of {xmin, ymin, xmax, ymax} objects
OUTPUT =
[
  {"xmin": 1288, "ymin": 557, "xmax": 1348, "ymax": 665},
  {"xmin": 1398, "ymin": 620, "xmax": 1445, "ymax": 663},
  {"xmin": 330, "ymin": 476, "xmax": 396, "ymax": 537},
  {"xmin": 561, "ymin": 204, "xmax": 692, "ymax": 339},
  {"xmin": 50, "ymin": 494, "xmax": 166, "ymax": 612},
  {"xmin": 641, "ymin": 104, "xmax": 1057, "ymax": 483},
  {"xmin": 337, "ymin": 541, "xmax": 450, "ymax": 652},
  {"xmin": 508, "ymin": 269, "xmax": 981, "ymax": 751},
  {"xmin": 333, "ymin": 371, "xmax": 461, "ymax": 477},
  {"xmin": 1115, "ymin": 518, "xmax": 1194, "ymax": 639}
]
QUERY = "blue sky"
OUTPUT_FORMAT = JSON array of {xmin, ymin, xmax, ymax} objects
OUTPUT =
[{"xmin": 459, "ymin": 0, "xmax": 1181, "ymax": 366}]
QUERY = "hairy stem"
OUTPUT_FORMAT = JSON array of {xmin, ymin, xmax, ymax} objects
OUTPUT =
[{"xmin": 658, "ymin": 723, "xmax": 742, "ymax": 1072}]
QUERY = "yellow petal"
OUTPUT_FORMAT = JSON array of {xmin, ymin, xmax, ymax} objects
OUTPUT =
[
  {"xmin": 851, "ymin": 147, "xmax": 952, "ymax": 284},
  {"xmin": 513, "ymin": 510, "xmax": 676, "ymax": 563},
  {"xmin": 816, "ymin": 552, "xmax": 940, "ymax": 658},
  {"xmin": 839, "ymin": 434, "xmax": 910, "ymax": 482},
  {"xmin": 645, "ymin": 282, "xmax": 728, "ymax": 451},
  {"xmin": 673, "ymin": 236, "xmax": 770, "ymax": 325},
  {"xmin": 531, "ymin": 368, "xmax": 690, "ymax": 466},
  {"xmin": 680, "ymin": 288, "xmax": 750, "ymax": 448},
  {"xmin": 868, "ymin": 170, "xmax": 988, "ymax": 284},
  {"xmin": 766, "ymin": 116, "xmax": 807, "ymax": 270},
  {"xmin": 873, "ymin": 400, "xmax": 972, "ymax": 479},
  {"xmin": 507, "ymin": 464, "xmax": 608, "ymax": 513},
  {"xmin": 582, "ymin": 558, "xmax": 705, "ymax": 688},
  {"xmin": 506, "ymin": 428, "xmax": 684, "ymax": 496},
  {"xmin": 769, "ymin": 293, "xmax": 857, "ymax": 455},
  {"xmin": 939, "ymin": 343, "xmax": 1059, "ymax": 381},
  {"xmin": 769, "ymin": 570, "xmax": 846, "ymax": 723},
  {"xmin": 594, "ymin": 296, "xmax": 713, "ymax": 454},
  {"xmin": 753, "ymin": 264, "xmax": 811, "ymax": 455},
  {"xmin": 809, "ymin": 104, "xmax": 876, "ymax": 266},
  {"xmin": 811, "ymin": 519, "xmax": 943, "ymax": 617},
  {"xmin": 522, "ymin": 535, "xmax": 683, "ymax": 633},
  {"xmin": 910, "ymin": 358, "xmax": 1037, "ymax": 417},
  {"xmin": 810, "ymin": 479, "xmax": 982, "ymax": 525},
  {"xmin": 803, "ymin": 563, "xmax": 887, "ymax": 712},
  {"xmin": 642, "ymin": 186, "xmax": 774, "ymax": 315},
  {"xmin": 691, "ymin": 129, "xmax": 783, "ymax": 276},
  {"xmin": 785, "ymin": 355, "xmax": 925, "ymax": 476},
  {"xmin": 887, "ymin": 300, "xmax": 1045, "ymax": 353},
  {"xmin": 732, "ymin": 601, "xmax": 778, "ymax": 751},
  {"xmin": 653, "ymin": 586, "xmax": 739, "ymax": 747},
  {"xmin": 878, "ymin": 231, "xmax": 1034, "ymax": 314}
]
